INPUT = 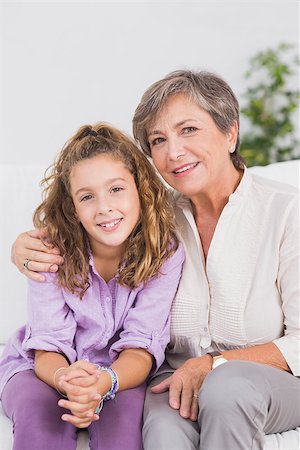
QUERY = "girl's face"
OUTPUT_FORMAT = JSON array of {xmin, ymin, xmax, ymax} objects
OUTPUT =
[
  {"xmin": 147, "ymin": 93, "xmax": 238, "ymax": 200},
  {"xmin": 70, "ymin": 154, "xmax": 140, "ymax": 257}
]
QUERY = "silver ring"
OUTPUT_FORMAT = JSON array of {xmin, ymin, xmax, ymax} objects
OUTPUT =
[
  {"xmin": 23, "ymin": 258, "xmax": 31, "ymax": 270},
  {"xmin": 192, "ymin": 394, "xmax": 198, "ymax": 400}
]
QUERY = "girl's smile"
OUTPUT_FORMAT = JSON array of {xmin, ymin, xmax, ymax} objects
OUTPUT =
[
  {"xmin": 70, "ymin": 154, "xmax": 141, "ymax": 257},
  {"xmin": 97, "ymin": 218, "xmax": 123, "ymax": 231}
]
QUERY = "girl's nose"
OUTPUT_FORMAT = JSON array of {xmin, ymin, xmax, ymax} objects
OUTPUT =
[{"xmin": 97, "ymin": 197, "xmax": 113, "ymax": 215}]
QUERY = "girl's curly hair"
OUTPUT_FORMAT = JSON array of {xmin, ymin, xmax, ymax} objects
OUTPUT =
[{"xmin": 33, "ymin": 122, "xmax": 179, "ymax": 298}]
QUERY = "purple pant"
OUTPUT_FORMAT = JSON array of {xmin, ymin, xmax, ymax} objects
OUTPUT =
[{"xmin": 2, "ymin": 370, "xmax": 145, "ymax": 450}]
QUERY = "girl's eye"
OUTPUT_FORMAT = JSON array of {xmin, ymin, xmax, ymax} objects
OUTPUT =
[
  {"xmin": 111, "ymin": 186, "xmax": 124, "ymax": 193},
  {"xmin": 80, "ymin": 194, "xmax": 93, "ymax": 202},
  {"xmin": 183, "ymin": 126, "xmax": 197, "ymax": 134},
  {"xmin": 150, "ymin": 137, "xmax": 165, "ymax": 147}
]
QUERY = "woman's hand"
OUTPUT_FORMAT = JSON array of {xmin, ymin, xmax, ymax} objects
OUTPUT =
[
  {"xmin": 151, "ymin": 355, "xmax": 212, "ymax": 421},
  {"xmin": 11, "ymin": 228, "xmax": 64, "ymax": 281}
]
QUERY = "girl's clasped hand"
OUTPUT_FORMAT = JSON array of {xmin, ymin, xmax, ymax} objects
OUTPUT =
[{"xmin": 55, "ymin": 360, "xmax": 103, "ymax": 428}]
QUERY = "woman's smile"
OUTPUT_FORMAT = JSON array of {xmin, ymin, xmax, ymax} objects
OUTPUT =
[
  {"xmin": 148, "ymin": 93, "xmax": 238, "ymax": 198},
  {"xmin": 172, "ymin": 162, "xmax": 200, "ymax": 176}
]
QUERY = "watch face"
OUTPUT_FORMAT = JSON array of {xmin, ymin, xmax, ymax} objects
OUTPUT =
[{"xmin": 212, "ymin": 357, "xmax": 228, "ymax": 370}]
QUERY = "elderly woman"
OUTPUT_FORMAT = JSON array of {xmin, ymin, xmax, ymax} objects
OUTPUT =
[{"xmin": 11, "ymin": 70, "xmax": 300, "ymax": 450}]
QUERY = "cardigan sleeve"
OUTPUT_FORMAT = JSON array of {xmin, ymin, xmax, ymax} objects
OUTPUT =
[{"xmin": 273, "ymin": 196, "xmax": 300, "ymax": 376}]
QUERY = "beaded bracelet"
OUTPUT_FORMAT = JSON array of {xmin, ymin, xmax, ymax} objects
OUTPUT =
[
  {"xmin": 95, "ymin": 366, "xmax": 119, "ymax": 414},
  {"xmin": 100, "ymin": 367, "xmax": 119, "ymax": 401}
]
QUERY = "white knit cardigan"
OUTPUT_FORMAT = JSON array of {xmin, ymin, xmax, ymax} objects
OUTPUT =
[{"xmin": 166, "ymin": 169, "xmax": 300, "ymax": 376}]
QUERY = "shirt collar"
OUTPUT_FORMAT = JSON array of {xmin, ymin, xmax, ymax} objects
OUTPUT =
[
  {"xmin": 228, "ymin": 166, "xmax": 252, "ymax": 204},
  {"xmin": 175, "ymin": 166, "xmax": 252, "ymax": 211},
  {"xmin": 86, "ymin": 238, "xmax": 122, "ymax": 281},
  {"xmin": 83, "ymin": 237, "xmax": 99, "ymax": 277}
]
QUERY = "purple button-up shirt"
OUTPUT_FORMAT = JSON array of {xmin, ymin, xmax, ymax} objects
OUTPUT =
[{"xmin": 0, "ymin": 244, "xmax": 184, "ymax": 397}]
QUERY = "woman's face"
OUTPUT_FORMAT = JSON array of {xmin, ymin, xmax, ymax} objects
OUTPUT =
[{"xmin": 147, "ymin": 93, "xmax": 238, "ymax": 199}]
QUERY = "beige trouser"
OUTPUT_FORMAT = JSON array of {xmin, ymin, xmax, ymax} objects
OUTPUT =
[{"xmin": 143, "ymin": 361, "xmax": 300, "ymax": 450}]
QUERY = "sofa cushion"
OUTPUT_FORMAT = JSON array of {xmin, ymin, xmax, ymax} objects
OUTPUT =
[
  {"xmin": 0, "ymin": 161, "xmax": 299, "ymax": 449},
  {"xmin": 0, "ymin": 160, "xmax": 299, "ymax": 345}
]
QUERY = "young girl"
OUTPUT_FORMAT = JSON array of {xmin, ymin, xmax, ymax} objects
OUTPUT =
[{"xmin": 0, "ymin": 123, "xmax": 184, "ymax": 450}]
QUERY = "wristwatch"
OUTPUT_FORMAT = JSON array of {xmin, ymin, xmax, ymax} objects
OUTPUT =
[{"xmin": 208, "ymin": 351, "xmax": 228, "ymax": 370}]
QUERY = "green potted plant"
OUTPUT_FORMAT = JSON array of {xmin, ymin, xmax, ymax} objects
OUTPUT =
[{"xmin": 240, "ymin": 43, "xmax": 300, "ymax": 167}]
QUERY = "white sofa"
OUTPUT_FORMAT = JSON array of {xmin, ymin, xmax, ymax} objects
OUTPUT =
[{"xmin": 0, "ymin": 160, "xmax": 299, "ymax": 450}]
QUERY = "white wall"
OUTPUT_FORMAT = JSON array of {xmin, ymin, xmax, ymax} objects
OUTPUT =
[
  {"xmin": 0, "ymin": 0, "xmax": 299, "ymax": 166},
  {"xmin": 0, "ymin": 1, "xmax": 299, "ymax": 339}
]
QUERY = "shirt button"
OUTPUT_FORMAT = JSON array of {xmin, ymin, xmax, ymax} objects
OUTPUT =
[
  {"xmin": 105, "ymin": 297, "xmax": 111, "ymax": 302},
  {"xmin": 153, "ymin": 330, "xmax": 159, "ymax": 336},
  {"xmin": 204, "ymin": 327, "xmax": 208, "ymax": 332}
]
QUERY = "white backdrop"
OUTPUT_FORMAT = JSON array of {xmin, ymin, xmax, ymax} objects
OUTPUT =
[
  {"xmin": 0, "ymin": 0, "xmax": 299, "ymax": 166},
  {"xmin": 0, "ymin": 1, "xmax": 299, "ymax": 338}
]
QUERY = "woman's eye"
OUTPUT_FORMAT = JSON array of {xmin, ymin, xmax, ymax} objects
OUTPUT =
[
  {"xmin": 151, "ymin": 137, "xmax": 165, "ymax": 147},
  {"xmin": 183, "ymin": 126, "xmax": 197, "ymax": 134},
  {"xmin": 80, "ymin": 194, "xmax": 93, "ymax": 202},
  {"xmin": 111, "ymin": 187, "xmax": 124, "ymax": 193}
]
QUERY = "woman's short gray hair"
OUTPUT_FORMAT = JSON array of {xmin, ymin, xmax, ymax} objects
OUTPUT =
[{"xmin": 132, "ymin": 69, "xmax": 245, "ymax": 170}]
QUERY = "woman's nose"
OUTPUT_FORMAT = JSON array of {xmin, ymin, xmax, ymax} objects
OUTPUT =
[{"xmin": 167, "ymin": 136, "xmax": 186, "ymax": 161}]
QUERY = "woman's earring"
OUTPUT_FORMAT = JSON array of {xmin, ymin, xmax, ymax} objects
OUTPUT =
[{"xmin": 229, "ymin": 146, "xmax": 235, "ymax": 153}]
